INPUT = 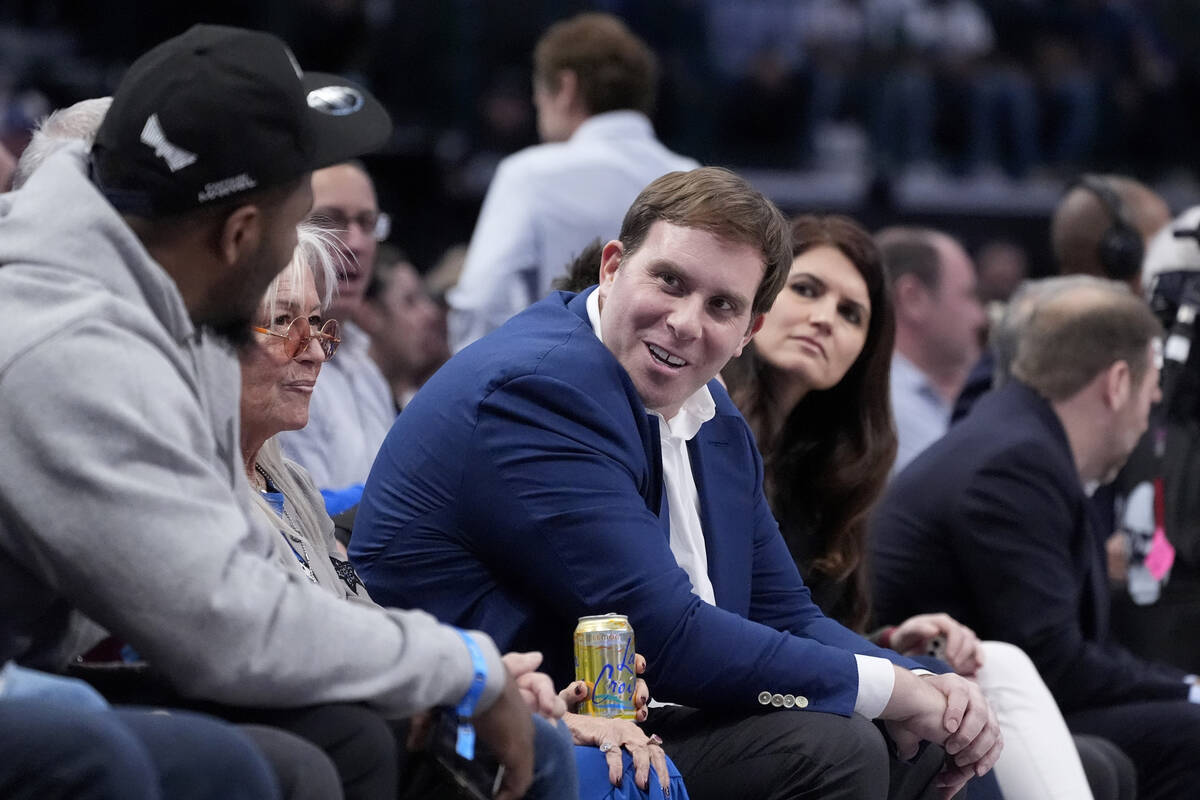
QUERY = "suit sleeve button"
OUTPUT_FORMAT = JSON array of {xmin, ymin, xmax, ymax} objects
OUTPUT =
[
  {"xmin": 770, "ymin": 693, "xmax": 785, "ymax": 707},
  {"xmin": 796, "ymin": 696, "xmax": 809, "ymax": 709},
  {"xmin": 782, "ymin": 694, "xmax": 796, "ymax": 708},
  {"xmin": 757, "ymin": 691, "xmax": 772, "ymax": 706}
]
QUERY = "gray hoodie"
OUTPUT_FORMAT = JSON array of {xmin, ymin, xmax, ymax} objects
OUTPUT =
[{"xmin": 0, "ymin": 145, "xmax": 505, "ymax": 716}]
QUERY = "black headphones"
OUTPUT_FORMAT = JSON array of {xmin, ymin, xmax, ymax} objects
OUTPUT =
[{"xmin": 1071, "ymin": 174, "xmax": 1144, "ymax": 282}]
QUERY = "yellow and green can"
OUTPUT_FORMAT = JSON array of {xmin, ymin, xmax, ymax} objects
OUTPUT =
[{"xmin": 573, "ymin": 613, "xmax": 637, "ymax": 719}]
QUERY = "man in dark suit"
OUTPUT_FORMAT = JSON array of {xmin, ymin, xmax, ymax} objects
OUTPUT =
[
  {"xmin": 352, "ymin": 167, "xmax": 1002, "ymax": 799},
  {"xmin": 872, "ymin": 279, "xmax": 1200, "ymax": 799}
]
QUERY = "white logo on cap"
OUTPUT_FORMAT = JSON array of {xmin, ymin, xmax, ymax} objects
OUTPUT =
[
  {"xmin": 140, "ymin": 114, "xmax": 197, "ymax": 173},
  {"xmin": 307, "ymin": 86, "xmax": 364, "ymax": 117}
]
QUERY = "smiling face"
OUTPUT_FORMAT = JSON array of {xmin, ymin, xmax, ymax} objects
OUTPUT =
[
  {"xmin": 240, "ymin": 267, "xmax": 327, "ymax": 442},
  {"xmin": 754, "ymin": 246, "xmax": 872, "ymax": 400},
  {"xmin": 597, "ymin": 221, "xmax": 765, "ymax": 419}
]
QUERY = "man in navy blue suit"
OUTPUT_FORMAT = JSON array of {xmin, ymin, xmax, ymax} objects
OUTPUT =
[
  {"xmin": 352, "ymin": 168, "xmax": 1001, "ymax": 799},
  {"xmin": 872, "ymin": 279, "xmax": 1200, "ymax": 800}
]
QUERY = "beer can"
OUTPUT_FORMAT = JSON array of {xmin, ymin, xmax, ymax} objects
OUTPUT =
[{"xmin": 574, "ymin": 614, "xmax": 637, "ymax": 719}]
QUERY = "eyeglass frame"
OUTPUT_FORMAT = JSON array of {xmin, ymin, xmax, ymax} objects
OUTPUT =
[
  {"xmin": 307, "ymin": 206, "xmax": 391, "ymax": 242},
  {"xmin": 252, "ymin": 317, "xmax": 341, "ymax": 361}
]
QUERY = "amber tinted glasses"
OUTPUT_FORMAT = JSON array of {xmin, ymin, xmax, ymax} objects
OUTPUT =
[{"xmin": 252, "ymin": 317, "xmax": 341, "ymax": 360}]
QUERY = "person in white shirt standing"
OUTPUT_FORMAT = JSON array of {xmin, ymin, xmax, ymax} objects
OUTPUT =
[{"xmin": 448, "ymin": 12, "xmax": 698, "ymax": 352}]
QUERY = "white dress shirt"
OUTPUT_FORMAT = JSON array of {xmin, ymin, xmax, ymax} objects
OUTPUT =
[
  {"xmin": 587, "ymin": 291, "xmax": 895, "ymax": 716},
  {"xmin": 449, "ymin": 111, "xmax": 698, "ymax": 352},
  {"xmin": 278, "ymin": 321, "xmax": 397, "ymax": 490}
]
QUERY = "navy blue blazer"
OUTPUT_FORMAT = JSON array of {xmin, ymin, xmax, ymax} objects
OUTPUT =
[
  {"xmin": 352, "ymin": 288, "xmax": 916, "ymax": 715},
  {"xmin": 871, "ymin": 380, "xmax": 1187, "ymax": 713}
]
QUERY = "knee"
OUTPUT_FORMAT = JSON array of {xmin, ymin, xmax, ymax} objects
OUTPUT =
[
  {"xmin": 979, "ymin": 641, "xmax": 1038, "ymax": 678},
  {"xmin": 794, "ymin": 712, "xmax": 890, "ymax": 794}
]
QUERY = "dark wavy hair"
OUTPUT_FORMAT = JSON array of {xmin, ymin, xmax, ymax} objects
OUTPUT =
[{"xmin": 724, "ymin": 214, "xmax": 896, "ymax": 631}]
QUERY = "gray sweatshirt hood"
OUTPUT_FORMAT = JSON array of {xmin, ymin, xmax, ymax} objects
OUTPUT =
[{"xmin": 0, "ymin": 143, "xmax": 196, "ymax": 361}]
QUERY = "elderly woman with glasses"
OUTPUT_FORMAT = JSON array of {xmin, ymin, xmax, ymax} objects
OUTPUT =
[{"xmin": 238, "ymin": 224, "xmax": 362, "ymax": 597}]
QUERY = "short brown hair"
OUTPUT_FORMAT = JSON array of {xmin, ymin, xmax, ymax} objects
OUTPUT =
[
  {"xmin": 1012, "ymin": 281, "xmax": 1161, "ymax": 401},
  {"xmin": 618, "ymin": 167, "xmax": 791, "ymax": 317},
  {"xmin": 533, "ymin": 13, "xmax": 657, "ymax": 116},
  {"xmin": 875, "ymin": 227, "xmax": 943, "ymax": 291}
]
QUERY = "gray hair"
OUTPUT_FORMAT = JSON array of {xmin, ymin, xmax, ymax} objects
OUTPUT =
[
  {"xmin": 259, "ymin": 223, "xmax": 342, "ymax": 320},
  {"xmin": 992, "ymin": 275, "xmax": 1114, "ymax": 388},
  {"xmin": 11, "ymin": 97, "xmax": 112, "ymax": 189}
]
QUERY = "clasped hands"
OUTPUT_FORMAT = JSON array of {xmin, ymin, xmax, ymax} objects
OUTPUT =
[{"xmin": 453, "ymin": 650, "xmax": 669, "ymax": 795}]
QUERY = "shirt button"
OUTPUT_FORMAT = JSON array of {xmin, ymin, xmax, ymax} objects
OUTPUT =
[
  {"xmin": 796, "ymin": 696, "xmax": 809, "ymax": 709},
  {"xmin": 782, "ymin": 694, "xmax": 796, "ymax": 708},
  {"xmin": 770, "ymin": 693, "xmax": 785, "ymax": 707},
  {"xmin": 757, "ymin": 691, "xmax": 772, "ymax": 706}
]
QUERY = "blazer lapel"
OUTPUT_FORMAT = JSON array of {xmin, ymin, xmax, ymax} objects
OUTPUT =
[{"xmin": 688, "ymin": 415, "xmax": 752, "ymax": 614}]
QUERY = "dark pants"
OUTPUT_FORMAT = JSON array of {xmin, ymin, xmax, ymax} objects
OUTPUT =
[
  {"xmin": 196, "ymin": 703, "xmax": 398, "ymax": 800},
  {"xmin": 1074, "ymin": 734, "xmax": 1137, "ymax": 800},
  {"xmin": 1067, "ymin": 700, "xmax": 1200, "ymax": 800},
  {"xmin": 0, "ymin": 700, "xmax": 280, "ymax": 800},
  {"xmin": 640, "ymin": 705, "xmax": 949, "ymax": 800}
]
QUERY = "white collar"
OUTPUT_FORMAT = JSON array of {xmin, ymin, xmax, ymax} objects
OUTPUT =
[
  {"xmin": 585, "ymin": 289, "xmax": 715, "ymax": 440},
  {"xmin": 569, "ymin": 111, "xmax": 655, "ymax": 143}
]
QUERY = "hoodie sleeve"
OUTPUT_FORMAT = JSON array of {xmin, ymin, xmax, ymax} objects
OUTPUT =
[{"xmin": 0, "ymin": 319, "xmax": 505, "ymax": 717}]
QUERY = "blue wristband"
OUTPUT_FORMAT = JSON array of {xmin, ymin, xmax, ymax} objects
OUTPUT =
[{"xmin": 454, "ymin": 629, "xmax": 488, "ymax": 760}]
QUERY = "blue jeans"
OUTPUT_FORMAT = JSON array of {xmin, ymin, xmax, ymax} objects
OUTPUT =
[{"xmin": 0, "ymin": 697, "xmax": 280, "ymax": 799}]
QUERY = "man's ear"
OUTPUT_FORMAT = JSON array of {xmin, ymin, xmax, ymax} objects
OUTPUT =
[
  {"xmin": 556, "ymin": 69, "xmax": 582, "ymax": 113},
  {"xmin": 598, "ymin": 240, "xmax": 624, "ymax": 287},
  {"xmin": 735, "ymin": 313, "xmax": 765, "ymax": 357},
  {"xmin": 1103, "ymin": 359, "xmax": 1132, "ymax": 410},
  {"xmin": 893, "ymin": 274, "xmax": 931, "ymax": 323},
  {"xmin": 217, "ymin": 204, "xmax": 263, "ymax": 268}
]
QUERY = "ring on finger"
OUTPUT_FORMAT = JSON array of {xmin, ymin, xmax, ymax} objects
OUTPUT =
[
  {"xmin": 599, "ymin": 741, "xmax": 616, "ymax": 753},
  {"xmin": 648, "ymin": 734, "xmax": 663, "ymax": 746}
]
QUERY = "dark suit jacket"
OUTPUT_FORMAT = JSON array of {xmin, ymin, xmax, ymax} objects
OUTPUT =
[
  {"xmin": 871, "ymin": 380, "xmax": 1187, "ymax": 713},
  {"xmin": 351, "ymin": 288, "xmax": 916, "ymax": 715}
]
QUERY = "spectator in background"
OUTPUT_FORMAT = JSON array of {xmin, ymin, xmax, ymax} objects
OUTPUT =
[
  {"xmin": 1052, "ymin": 173, "xmax": 1171, "ymax": 294},
  {"xmin": 974, "ymin": 239, "xmax": 1029, "ymax": 306},
  {"xmin": 448, "ymin": 12, "xmax": 697, "ymax": 351},
  {"xmin": 358, "ymin": 249, "xmax": 450, "ymax": 410},
  {"xmin": 879, "ymin": 227, "xmax": 986, "ymax": 472},
  {"xmin": 10, "ymin": 97, "xmax": 111, "ymax": 190},
  {"xmin": 278, "ymin": 161, "xmax": 397, "ymax": 503},
  {"xmin": 871, "ymin": 278, "xmax": 1200, "ymax": 800},
  {"xmin": 1101, "ymin": 206, "xmax": 1200, "ymax": 676}
]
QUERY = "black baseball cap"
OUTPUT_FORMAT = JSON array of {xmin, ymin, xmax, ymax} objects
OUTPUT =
[{"xmin": 92, "ymin": 24, "xmax": 392, "ymax": 216}]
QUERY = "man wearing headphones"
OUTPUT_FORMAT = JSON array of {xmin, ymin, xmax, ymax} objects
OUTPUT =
[{"xmin": 1051, "ymin": 174, "xmax": 1171, "ymax": 294}]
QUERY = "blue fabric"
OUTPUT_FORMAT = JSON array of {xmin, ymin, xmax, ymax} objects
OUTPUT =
[
  {"xmin": 573, "ymin": 746, "xmax": 689, "ymax": 800},
  {"xmin": 0, "ymin": 663, "xmax": 109, "ymax": 710},
  {"xmin": 320, "ymin": 484, "xmax": 364, "ymax": 517},
  {"xmin": 0, "ymin": 697, "xmax": 280, "ymax": 800},
  {"xmin": 529, "ymin": 717, "xmax": 580, "ymax": 800},
  {"xmin": 352, "ymin": 288, "xmax": 920, "ymax": 717}
]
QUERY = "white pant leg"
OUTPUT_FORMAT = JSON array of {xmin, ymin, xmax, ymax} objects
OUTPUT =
[{"xmin": 975, "ymin": 640, "xmax": 1094, "ymax": 800}]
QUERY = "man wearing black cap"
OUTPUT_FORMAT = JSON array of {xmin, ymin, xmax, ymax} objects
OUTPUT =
[{"xmin": 0, "ymin": 24, "xmax": 570, "ymax": 800}]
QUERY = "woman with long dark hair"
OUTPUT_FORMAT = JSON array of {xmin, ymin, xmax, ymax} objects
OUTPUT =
[{"xmin": 725, "ymin": 214, "xmax": 1105, "ymax": 800}]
